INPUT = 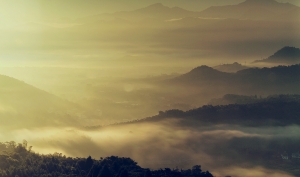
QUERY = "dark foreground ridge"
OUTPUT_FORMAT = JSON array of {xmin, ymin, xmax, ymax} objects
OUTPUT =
[
  {"xmin": 0, "ymin": 141, "xmax": 214, "ymax": 177},
  {"xmin": 134, "ymin": 94, "xmax": 300, "ymax": 127}
]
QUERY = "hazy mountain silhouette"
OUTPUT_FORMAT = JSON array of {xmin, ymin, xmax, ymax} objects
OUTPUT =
[
  {"xmin": 67, "ymin": 1, "xmax": 300, "ymax": 61},
  {"xmin": 76, "ymin": 3, "xmax": 200, "ymax": 23},
  {"xmin": 164, "ymin": 64, "xmax": 300, "ymax": 96},
  {"xmin": 171, "ymin": 65, "xmax": 233, "ymax": 83},
  {"xmin": 253, "ymin": 46, "xmax": 300, "ymax": 64},
  {"xmin": 171, "ymin": 64, "xmax": 300, "ymax": 83},
  {"xmin": 198, "ymin": 0, "xmax": 300, "ymax": 22},
  {"xmin": 213, "ymin": 62, "xmax": 249, "ymax": 73},
  {"xmin": 77, "ymin": 0, "xmax": 300, "ymax": 23},
  {"xmin": 108, "ymin": 94, "xmax": 300, "ymax": 129},
  {"xmin": 0, "ymin": 75, "xmax": 82, "ymax": 129}
]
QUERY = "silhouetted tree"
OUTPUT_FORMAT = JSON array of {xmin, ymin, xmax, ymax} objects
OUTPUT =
[
  {"xmin": 144, "ymin": 169, "xmax": 152, "ymax": 177},
  {"xmin": 97, "ymin": 165, "xmax": 112, "ymax": 177}
]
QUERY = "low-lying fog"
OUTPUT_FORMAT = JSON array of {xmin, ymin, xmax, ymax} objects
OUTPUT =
[{"xmin": 1, "ymin": 119, "xmax": 298, "ymax": 177}]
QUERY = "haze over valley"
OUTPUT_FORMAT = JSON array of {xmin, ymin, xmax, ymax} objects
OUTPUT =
[{"xmin": 1, "ymin": 0, "xmax": 300, "ymax": 177}]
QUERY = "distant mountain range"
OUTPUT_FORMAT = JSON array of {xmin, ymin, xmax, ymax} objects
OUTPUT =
[
  {"xmin": 213, "ymin": 62, "xmax": 249, "ymax": 73},
  {"xmin": 253, "ymin": 46, "xmax": 300, "ymax": 64},
  {"xmin": 70, "ymin": 0, "xmax": 300, "ymax": 62},
  {"xmin": 164, "ymin": 64, "xmax": 300, "ymax": 96},
  {"xmin": 76, "ymin": 0, "xmax": 300, "ymax": 23},
  {"xmin": 122, "ymin": 94, "xmax": 300, "ymax": 127},
  {"xmin": 199, "ymin": 0, "xmax": 300, "ymax": 22},
  {"xmin": 76, "ymin": 3, "xmax": 200, "ymax": 23}
]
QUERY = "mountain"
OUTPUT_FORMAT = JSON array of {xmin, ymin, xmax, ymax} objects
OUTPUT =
[
  {"xmin": 253, "ymin": 46, "xmax": 300, "ymax": 64},
  {"xmin": 170, "ymin": 64, "xmax": 300, "ymax": 84},
  {"xmin": 0, "ymin": 74, "xmax": 84, "ymax": 129},
  {"xmin": 76, "ymin": 3, "xmax": 200, "ymax": 23},
  {"xmin": 77, "ymin": 0, "xmax": 300, "ymax": 23},
  {"xmin": 208, "ymin": 93, "xmax": 300, "ymax": 105},
  {"xmin": 135, "ymin": 94, "xmax": 300, "ymax": 127},
  {"xmin": 171, "ymin": 65, "xmax": 233, "ymax": 83},
  {"xmin": 213, "ymin": 62, "xmax": 249, "ymax": 73},
  {"xmin": 164, "ymin": 64, "xmax": 300, "ymax": 98},
  {"xmin": 198, "ymin": 0, "xmax": 300, "ymax": 22}
]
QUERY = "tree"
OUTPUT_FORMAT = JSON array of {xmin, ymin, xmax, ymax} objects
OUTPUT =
[
  {"xmin": 144, "ymin": 169, "xmax": 152, "ymax": 177},
  {"xmin": 192, "ymin": 165, "xmax": 202, "ymax": 176},
  {"xmin": 97, "ymin": 165, "xmax": 112, "ymax": 177},
  {"xmin": 86, "ymin": 156, "xmax": 94, "ymax": 170},
  {"xmin": 117, "ymin": 169, "xmax": 129, "ymax": 177}
]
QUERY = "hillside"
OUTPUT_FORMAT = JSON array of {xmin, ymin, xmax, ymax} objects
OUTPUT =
[
  {"xmin": 102, "ymin": 94, "xmax": 300, "ymax": 177},
  {"xmin": 76, "ymin": 3, "xmax": 201, "ymax": 23},
  {"xmin": 213, "ymin": 62, "xmax": 249, "ymax": 73},
  {"xmin": 253, "ymin": 46, "xmax": 300, "ymax": 64},
  {"xmin": 0, "ymin": 74, "xmax": 84, "ymax": 129},
  {"xmin": 165, "ymin": 64, "xmax": 300, "ymax": 97},
  {"xmin": 0, "ymin": 142, "xmax": 214, "ymax": 177},
  {"xmin": 170, "ymin": 65, "xmax": 233, "ymax": 83},
  {"xmin": 136, "ymin": 94, "xmax": 300, "ymax": 127},
  {"xmin": 198, "ymin": 0, "xmax": 300, "ymax": 22}
]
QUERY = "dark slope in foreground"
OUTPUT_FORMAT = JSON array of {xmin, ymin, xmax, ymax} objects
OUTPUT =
[
  {"xmin": 134, "ymin": 95, "xmax": 300, "ymax": 127},
  {"xmin": 0, "ymin": 142, "xmax": 214, "ymax": 177},
  {"xmin": 0, "ymin": 74, "xmax": 82, "ymax": 128},
  {"xmin": 102, "ymin": 95, "xmax": 300, "ymax": 177}
]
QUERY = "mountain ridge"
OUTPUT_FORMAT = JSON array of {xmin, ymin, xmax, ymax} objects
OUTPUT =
[
  {"xmin": 213, "ymin": 62, "xmax": 249, "ymax": 73},
  {"xmin": 253, "ymin": 46, "xmax": 300, "ymax": 64},
  {"xmin": 0, "ymin": 74, "xmax": 84, "ymax": 129},
  {"xmin": 198, "ymin": 0, "xmax": 300, "ymax": 21}
]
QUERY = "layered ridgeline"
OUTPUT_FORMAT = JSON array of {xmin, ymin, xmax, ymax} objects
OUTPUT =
[
  {"xmin": 253, "ymin": 46, "xmax": 300, "ymax": 64},
  {"xmin": 162, "ymin": 64, "xmax": 300, "ymax": 102},
  {"xmin": 198, "ymin": 0, "xmax": 300, "ymax": 22},
  {"xmin": 95, "ymin": 94, "xmax": 300, "ymax": 177},
  {"xmin": 0, "ymin": 74, "xmax": 95, "ymax": 129},
  {"xmin": 0, "ymin": 141, "xmax": 214, "ymax": 177},
  {"xmin": 76, "ymin": 0, "xmax": 300, "ymax": 23},
  {"xmin": 6, "ymin": 0, "xmax": 300, "ymax": 61},
  {"xmin": 126, "ymin": 94, "xmax": 300, "ymax": 127},
  {"xmin": 76, "ymin": 3, "xmax": 201, "ymax": 23},
  {"xmin": 213, "ymin": 62, "xmax": 249, "ymax": 73}
]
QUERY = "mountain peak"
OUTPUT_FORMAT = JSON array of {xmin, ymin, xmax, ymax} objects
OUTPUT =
[
  {"xmin": 190, "ymin": 65, "xmax": 214, "ymax": 72},
  {"xmin": 187, "ymin": 65, "xmax": 224, "ymax": 77},
  {"xmin": 253, "ymin": 46, "xmax": 300, "ymax": 64},
  {"xmin": 241, "ymin": 0, "xmax": 279, "ymax": 5},
  {"xmin": 272, "ymin": 46, "xmax": 300, "ymax": 58},
  {"xmin": 144, "ymin": 3, "xmax": 168, "ymax": 9}
]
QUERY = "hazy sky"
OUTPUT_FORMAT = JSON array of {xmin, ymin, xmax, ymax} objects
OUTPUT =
[{"xmin": 1, "ymin": 0, "xmax": 299, "ymax": 23}]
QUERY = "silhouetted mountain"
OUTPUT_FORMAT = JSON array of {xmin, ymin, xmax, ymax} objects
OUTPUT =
[
  {"xmin": 208, "ymin": 93, "xmax": 300, "ymax": 105},
  {"xmin": 198, "ymin": 0, "xmax": 300, "ymax": 22},
  {"xmin": 135, "ymin": 94, "xmax": 300, "ymax": 127},
  {"xmin": 76, "ymin": 3, "xmax": 200, "ymax": 23},
  {"xmin": 0, "ymin": 75, "xmax": 83, "ymax": 129},
  {"xmin": 77, "ymin": 0, "xmax": 300, "ymax": 23},
  {"xmin": 164, "ymin": 64, "xmax": 300, "ymax": 97},
  {"xmin": 171, "ymin": 65, "xmax": 233, "ymax": 83},
  {"xmin": 213, "ymin": 62, "xmax": 249, "ymax": 73},
  {"xmin": 209, "ymin": 94, "xmax": 261, "ymax": 105},
  {"xmin": 253, "ymin": 46, "xmax": 300, "ymax": 64}
]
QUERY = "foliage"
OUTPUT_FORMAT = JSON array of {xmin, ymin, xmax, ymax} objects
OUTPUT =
[{"xmin": 0, "ymin": 142, "xmax": 214, "ymax": 177}]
